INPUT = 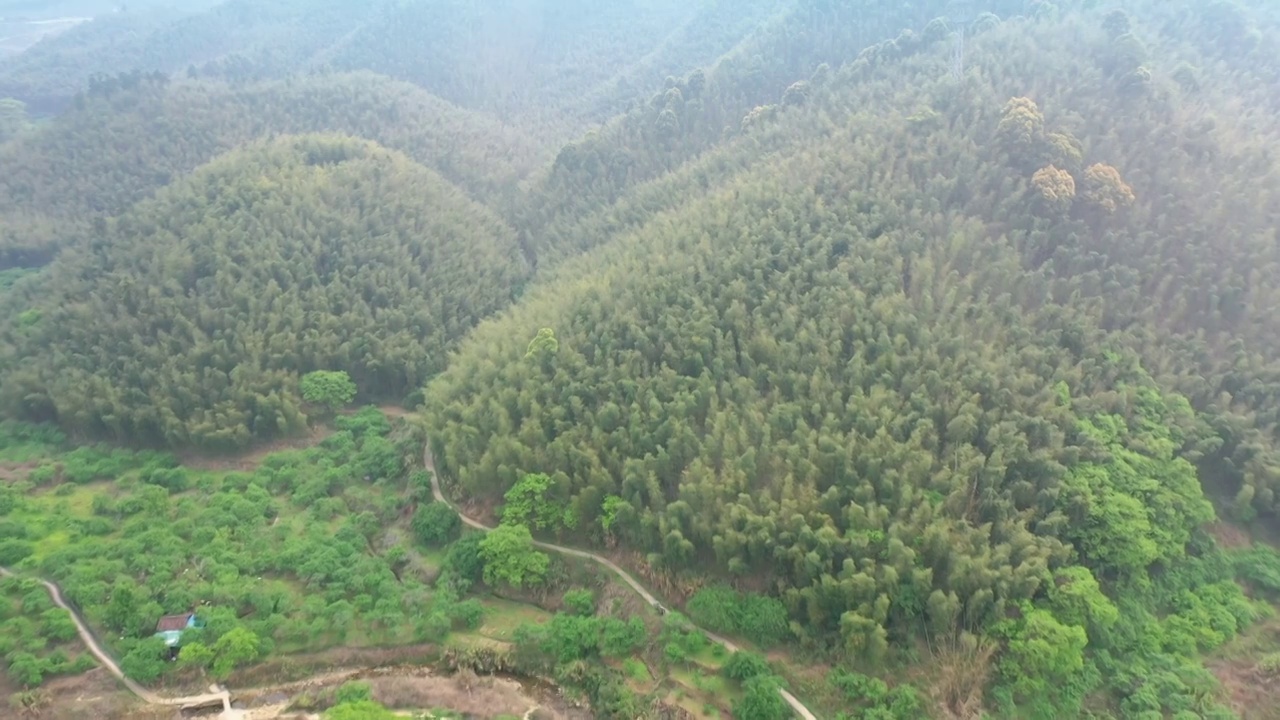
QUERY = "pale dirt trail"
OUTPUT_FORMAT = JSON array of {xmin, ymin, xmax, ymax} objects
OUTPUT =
[
  {"xmin": 0, "ymin": 423, "xmax": 817, "ymax": 719},
  {"xmin": 0, "ymin": 567, "xmax": 232, "ymax": 712},
  {"xmin": 423, "ymin": 444, "xmax": 820, "ymax": 720}
]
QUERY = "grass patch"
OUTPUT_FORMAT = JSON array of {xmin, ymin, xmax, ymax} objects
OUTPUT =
[
  {"xmin": 475, "ymin": 598, "xmax": 552, "ymax": 642},
  {"xmin": 687, "ymin": 641, "xmax": 729, "ymax": 670},
  {"xmin": 665, "ymin": 663, "xmax": 740, "ymax": 719},
  {"xmin": 25, "ymin": 482, "xmax": 102, "ymax": 516},
  {"xmin": 446, "ymin": 632, "xmax": 512, "ymax": 652},
  {"xmin": 663, "ymin": 687, "xmax": 725, "ymax": 720},
  {"xmin": 670, "ymin": 664, "xmax": 735, "ymax": 699},
  {"xmin": 416, "ymin": 546, "xmax": 449, "ymax": 572},
  {"xmin": 1212, "ymin": 610, "xmax": 1280, "ymax": 663},
  {"xmin": 621, "ymin": 657, "xmax": 653, "ymax": 683}
]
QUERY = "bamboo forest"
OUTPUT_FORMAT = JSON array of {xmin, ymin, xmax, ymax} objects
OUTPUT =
[{"xmin": 0, "ymin": 1, "xmax": 1279, "ymax": 719}]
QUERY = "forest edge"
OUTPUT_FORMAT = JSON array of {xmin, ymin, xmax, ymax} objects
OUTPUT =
[{"xmin": 423, "ymin": 442, "xmax": 820, "ymax": 720}]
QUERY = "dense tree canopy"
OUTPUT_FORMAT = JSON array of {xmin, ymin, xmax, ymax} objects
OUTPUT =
[
  {"xmin": 0, "ymin": 135, "xmax": 526, "ymax": 449},
  {"xmin": 0, "ymin": 0, "xmax": 781, "ymax": 135},
  {"xmin": 3, "ymin": 0, "xmax": 1280, "ymax": 717},
  {"xmin": 0, "ymin": 72, "xmax": 541, "ymax": 265},
  {"xmin": 422, "ymin": 0, "xmax": 1280, "ymax": 716}
]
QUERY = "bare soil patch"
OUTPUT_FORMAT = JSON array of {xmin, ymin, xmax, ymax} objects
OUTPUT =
[
  {"xmin": 1210, "ymin": 616, "xmax": 1280, "ymax": 719},
  {"xmin": 181, "ymin": 405, "xmax": 417, "ymax": 473},
  {"xmin": 234, "ymin": 667, "xmax": 587, "ymax": 720},
  {"xmin": 178, "ymin": 426, "xmax": 329, "ymax": 473},
  {"xmin": 369, "ymin": 673, "xmax": 530, "ymax": 717},
  {"xmin": 1211, "ymin": 658, "xmax": 1280, "ymax": 720},
  {"xmin": 374, "ymin": 405, "xmax": 418, "ymax": 420},
  {"xmin": 1207, "ymin": 521, "xmax": 1255, "ymax": 550},
  {"xmin": 225, "ymin": 644, "xmax": 444, "ymax": 688},
  {"xmin": 0, "ymin": 460, "xmax": 39, "ymax": 482},
  {"xmin": 23, "ymin": 667, "xmax": 162, "ymax": 720}
]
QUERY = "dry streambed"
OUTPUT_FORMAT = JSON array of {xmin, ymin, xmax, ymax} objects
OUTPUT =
[
  {"xmin": 225, "ymin": 668, "xmax": 575, "ymax": 719},
  {"xmin": 40, "ymin": 665, "xmax": 586, "ymax": 720}
]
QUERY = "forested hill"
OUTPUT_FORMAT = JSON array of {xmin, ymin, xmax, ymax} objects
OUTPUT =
[
  {"xmin": 0, "ymin": 0, "xmax": 368, "ymax": 112},
  {"xmin": 0, "ymin": 72, "xmax": 542, "ymax": 267},
  {"xmin": 513, "ymin": 0, "xmax": 1034, "ymax": 265},
  {"xmin": 422, "ymin": 1, "xmax": 1280, "ymax": 717},
  {"xmin": 0, "ymin": 0, "xmax": 774, "ymax": 131},
  {"xmin": 1, "ymin": 0, "xmax": 1280, "ymax": 716},
  {"xmin": 0, "ymin": 135, "xmax": 526, "ymax": 450}
]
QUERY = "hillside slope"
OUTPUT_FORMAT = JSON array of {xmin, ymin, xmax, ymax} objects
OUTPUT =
[
  {"xmin": 0, "ymin": 72, "xmax": 542, "ymax": 266},
  {"xmin": 516, "ymin": 0, "xmax": 1031, "ymax": 265},
  {"xmin": 0, "ymin": 0, "xmax": 720, "ymax": 130},
  {"xmin": 0, "ymin": 0, "xmax": 371, "ymax": 111},
  {"xmin": 0, "ymin": 135, "xmax": 527, "ymax": 450},
  {"xmin": 319, "ymin": 0, "xmax": 696, "ymax": 129},
  {"xmin": 424, "ymin": 2, "xmax": 1280, "ymax": 717}
]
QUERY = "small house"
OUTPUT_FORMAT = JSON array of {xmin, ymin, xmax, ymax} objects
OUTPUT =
[{"xmin": 153, "ymin": 613, "xmax": 202, "ymax": 648}]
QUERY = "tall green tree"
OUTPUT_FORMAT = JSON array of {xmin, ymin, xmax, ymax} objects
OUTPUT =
[
  {"xmin": 733, "ymin": 675, "xmax": 790, "ymax": 720},
  {"xmin": 300, "ymin": 371, "xmax": 358, "ymax": 413},
  {"xmin": 411, "ymin": 503, "xmax": 461, "ymax": 547},
  {"xmin": 479, "ymin": 524, "xmax": 549, "ymax": 589}
]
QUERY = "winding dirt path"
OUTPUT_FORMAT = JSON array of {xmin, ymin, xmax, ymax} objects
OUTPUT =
[
  {"xmin": 0, "ymin": 425, "xmax": 816, "ymax": 719},
  {"xmin": 0, "ymin": 567, "xmax": 232, "ymax": 712},
  {"xmin": 423, "ymin": 445, "xmax": 820, "ymax": 720}
]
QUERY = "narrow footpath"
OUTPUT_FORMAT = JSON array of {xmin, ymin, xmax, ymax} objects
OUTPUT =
[
  {"xmin": 423, "ymin": 444, "xmax": 821, "ymax": 720},
  {"xmin": 0, "ymin": 567, "xmax": 232, "ymax": 713},
  {"xmin": 0, "ymin": 437, "xmax": 819, "ymax": 720}
]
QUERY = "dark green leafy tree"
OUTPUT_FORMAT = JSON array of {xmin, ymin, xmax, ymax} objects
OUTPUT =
[
  {"xmin": 501, "ymin": 473, "xmax": 568, "ymax": 531},
  {"xmin": 0, "ymin": 539, "xmax": 32, "ymax": 566},
  {"xmin": 411, "ymin": 503, "xmax": 461, "ymax": 547},
  {"xmin": 439, "ymin": 532, "xmax": 486, "ymax": 593},
  {"xmin": 722, "ymin": 651, "xmax": 771, "ymax": 682},
  {"xmin": 120, "ymin": 637, "xmax": 169, "ymax": 684},
  {"xmin": 562, "ymin": 588, "xmax": 595, "ymax": 617},
  {"xmin": 479, "ymin": 524, "xmax": 548, "ymax": 589},
  {"xmin": 734, "ymin": 675, "xmax": 790, "ymax": 720},
  {"xmin": 598, "ymin": 617, "xmax": 646, "ymax": 658},
  {"xmin": 210, "ymin": 626, "xmax": 262, "ymax": 679}
]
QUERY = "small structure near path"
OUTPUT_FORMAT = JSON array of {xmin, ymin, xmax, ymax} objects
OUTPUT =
[{"xmin": 154, "ymin": 612, "xmax": 203, "ymax": 650}]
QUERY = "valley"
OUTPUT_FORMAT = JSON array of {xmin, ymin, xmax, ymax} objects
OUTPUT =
[{"xmin": 2, "ymin": 1, "xmax": 1280, "ymax": 719}]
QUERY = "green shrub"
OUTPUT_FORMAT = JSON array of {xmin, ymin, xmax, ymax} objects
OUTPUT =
[
  {"xmin": 26, "ymin": 464, "xmax": 57, "ymax": 486},
  {"xmin": 599, "ymin": 617, "xmax": 646, "ymax": 658},
  {"xmin": 411, "ymin": 502, "xmax": 461, "ymax": 547},
  {"xmin": 687, "ymin": 585, "xmax": 791, "ymax": 647},
  {"xmin": 0, "ymin": 521, "xmax": 26, "ymax": 540},
  {"xmin": 1257, "ymin": 653, "xmax": 1280, "ymax": 675},
  {"xmin": 562, "ymin": 588, "xmax": 596, "ymax": 616},
  {"xmin": 334, "ymin": 681, "xmax": 372, "ymax": 705},
  {"xmin": 1235, "ymin": 545, "xmax": 1280, "ymax": 597},
  {"xmin": 734, "ymin": 675, "xmax": 789, "ymax": 720},
  {"xmin": 449, "ymin": 599, "xmax": 485, "ymax": 630},
  {"xmin": 723, "ymin": 651, "xmax": 771, "ymax": 681},
  {"xmin": 0, "ymin": 539, "xmax": 34, "ymax": 566},
  {"xmin": 144, "ymin": 467, "xmax": 189, "ymax": 492},
  {"xmin": 333, "ymin": 406, "xmax": 391, "ymax": 437},
  {"xmin": 420, "ymin": 612, "xmax": 451, "ymax": 641}
]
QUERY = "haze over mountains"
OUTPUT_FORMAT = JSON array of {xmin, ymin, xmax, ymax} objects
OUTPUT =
[{"xmin": 2, "ymin": 1, "xmax": 1280, "ymax": 718}]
